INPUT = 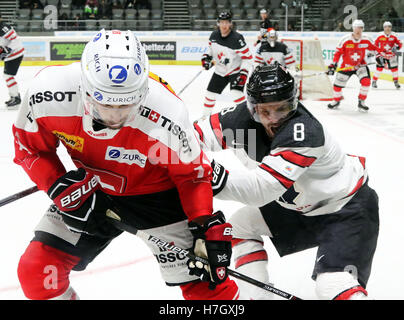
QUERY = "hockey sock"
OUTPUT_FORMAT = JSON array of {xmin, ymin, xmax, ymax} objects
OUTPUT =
[
  {"xmin": 333, "ymin": 85, "xmax": 343, "ymax": 101},
  {"xmin": 180, "ymin": 278, "xmax": 240, "ymax": 300},
  {"xmin": 3, "ymin": 74, "xmax": 19, "ymax": 97},
  {"xmin": 17, "ymin": 241, "xmax": 80, "ymax": 300},
  {"xmin": 391, "ymin": 68, "xmax": 399, "ymax": 82},
  {"xmin": 372, "ymin": 67, "xmax": 383, "ymax": 81},
  {"xmin": 358, "ymin": 77, "xmax": 370, "ymax": 100}
]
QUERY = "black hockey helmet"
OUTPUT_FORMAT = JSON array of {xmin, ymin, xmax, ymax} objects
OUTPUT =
[
  {"xmin": 246, "ymin": 62, "xmax": 297, "ymax": 122},
  {"xmin": 217, "ymin": 11, "xmax": 232, "ymax": 22}
]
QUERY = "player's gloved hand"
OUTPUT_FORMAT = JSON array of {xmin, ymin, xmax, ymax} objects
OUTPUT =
[
  {"xmin": 211, "ymin": 159, "xmax": 228, "ymax": 196},
  {"xmin": 0, "ymin": 46, "xmax": 11, "ymax": 61},
  {"xmin": 47, "ymin": 168, "xmax": 114, "ymax": 237},
  {"xmin": 380, "ymin": 51, "xmax": 395, "ymax": 60},
  {"xmin": 392, "ymin": 46, "xmax": 398, "ymax": 54},
  {"xmin": 201, "ymin": 54, "xmax": 213, "ymax": 70},
  {"xmin": 232, "ymin": 69, "xmax": 249, "ymax": 91},
  {"xmin": 187, "ymin": 211, "xmax": 233, "ymax": 290},
  {"xmin": 327, "ymin": 63, "xmax": 336, "ymax": 75}
]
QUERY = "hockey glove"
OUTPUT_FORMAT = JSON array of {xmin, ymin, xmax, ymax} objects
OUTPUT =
[
  {"xmin": 380, "ymin": 51, "xmax": 395, "ymax": 60},
  {"xmin": 0, "ymin": 46, "xmax": 11, "ymax": 61},
  {"xmin": 232, "ymin": 69, "xmax": 249, "ymax": 91},
  {"xmin": 327, "ymin": 63, "xmax": 336, "ymax": 75},
  {"xmin": 201, "ymin": 54, "xmax": 213, "ymax": 70},
  {"xmin": 187, "ymin": 211, "xmax": 233, "ymax": 290},
  {"xmin": 47, "ymin": 168, "xmax": 114, "ymax": 237},
  {"xmin": 211, "ymin": 159, "xmax": 229, "ymax": 196}
]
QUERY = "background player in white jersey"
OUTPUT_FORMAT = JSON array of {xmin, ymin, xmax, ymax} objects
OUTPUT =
[
  {"xmin": 193, "ymin": 63, "xmax": 379, "ymax": 300},
  {"xmin": 372, "ymin": 21, "xmax": 402, "ymax": 89},
  {"xmin": 254, "ymin": 29, "xmax": 296, "ymax": 73},
  {"xmin": 0, "ymin": 14, "xmax": 24, "ymax": 109},
  {"xmin": 201, "ymin": 11, "xmax": 253, "ymax": 117},
  {"xmin": 13, "ymin": 30, "xmax": 240, "ymax": 300}
]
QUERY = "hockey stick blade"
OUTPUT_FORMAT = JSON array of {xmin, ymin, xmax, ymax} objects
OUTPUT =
[
  {"xmin": 105, "ymin": 209, "xmax": 302, "ymax": 300},
  {"xmin": 0, "ymin": 186, "xmax": 39, "ymax": 208}
]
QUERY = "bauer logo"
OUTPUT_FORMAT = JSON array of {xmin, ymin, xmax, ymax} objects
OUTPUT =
[
  {"xmin": 134, "ymin": 63, "xmax": 142, "ymax": 75},
  {"xmin": 109, "ymin": 65, "xmax": 128, "ymax": 84},
  {"xmin": 105, "ymin": 146, "xmax": 147, "ymax": 167},
  {"xmin": 94, "ymin": 91, "xmax": 103, "ymax": 101}
]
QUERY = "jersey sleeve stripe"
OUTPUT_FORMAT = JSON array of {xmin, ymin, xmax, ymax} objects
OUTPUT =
[
  {"xmin": 236, "ymin": 48, "xmax": 250, "ymax": 54},
  {"xmin": 271, "ymin": 150, "xmax": 317, "ymax": 167},
  {"xmin": 209, "ymin": 113, "xmax": 227, "ymax": 149},
  {"xmin": 346, "ymin": 176, "xmax": 365, "ymax": 198},
  {"xmin": 235, "ymin": 250, "xmax": 268, "ymax": 269},
  {"xmin": 7, "ymin": 48, "xmax": 24, "ymax": 59},
  {"xmin": 193, "ymin": 122, "xmax": 204, "ymax": 143},
  {"xmin": 4, "ymin": 30, "xmax": 15, "ymax": 39},
  {"xmin": 241, "ymin": 55, "xmax": 253, "ymax": 60},
  {"xmin": 259, "ymin": 163, "xmax": 294, "ymax": 189}
]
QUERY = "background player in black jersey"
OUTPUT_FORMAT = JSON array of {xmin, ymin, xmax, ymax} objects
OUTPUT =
[
  {"xmin": 254, "ymin": 9, "xmax": 273, "ymax": 47},
  {"xmin": 201, "ymin": 11, "xmax": 253, "ymax": 118},
  {"xmin": 193, "ymin": 63, "xmax": 379, "ymax": 300},
  {"xmin": 0, "ymin": 14, "xmax": 24, "ymax": 109}
]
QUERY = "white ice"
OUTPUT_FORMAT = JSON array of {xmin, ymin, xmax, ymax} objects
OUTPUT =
[{"xmin": 0, "ymin": 64, "xmax": 403, "ymax": 300}]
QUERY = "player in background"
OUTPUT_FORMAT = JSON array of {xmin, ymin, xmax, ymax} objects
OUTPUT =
[
  {"xmin": 254, "ymin": 29, "xmax": 296, "ymax": 73},
  {"xmin": 13, "ymin": 29, "xmax": 240, "ymax": 300},
  {"xmin": 193, "ymin": 63, "xmax": 379, "ymax": 300},
  {"xmin": 0, "ymin": 14, "xmax": 24, "ymax": 109},
  {"xmin": 327, "ymin": 19, "xmax": 384, "ymax": 112},
  {"xmin": 372, "ymin": 21, "xmax": 402, "ymax": 89},
  {"xmin": 254, "ymin": 9, "xmax": 273, "ymax": 47},
  {"xmin": 201, "ymin": 11, "xmax": 253, "ymax": 118}
]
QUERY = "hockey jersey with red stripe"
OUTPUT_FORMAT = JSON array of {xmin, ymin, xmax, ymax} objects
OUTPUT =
[
  {"xmin": 12, "ymin": 62, "xmax": 213, "ymax": 221},
  {"xmin": 0, "ymin": 22, "xmax": 24, "ymax": 61},
  {"xmin": 374, "ymin": 32, "xmax": 402, "ymax": 54},
  {"xmin": 194, "ymin": 103, "xmax": 368, "ymax": 216},
  {"xmin": 207, "ymin": 30, "xmax": 253, "ymax": 77}
]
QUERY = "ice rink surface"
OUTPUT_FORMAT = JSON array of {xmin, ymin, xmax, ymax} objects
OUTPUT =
[{"xmin": 0, "ymin": 64, "xmax": 403, "ymax": 300}]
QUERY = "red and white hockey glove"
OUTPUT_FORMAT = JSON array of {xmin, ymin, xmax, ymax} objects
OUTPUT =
[
  {"xmin": 201, "ymin": 54, "xmax": 213, "ymax": 70},
  {"xmin": 187, "ymin": 211, "xmax": 233, "ymax": 290},
  {"xmin": 47, "ymin": 168, "xmax": 114, "ymax": 237},
  {"xmin": 327, "ymin": 63, "xmax": 337, "ymax": 75}
]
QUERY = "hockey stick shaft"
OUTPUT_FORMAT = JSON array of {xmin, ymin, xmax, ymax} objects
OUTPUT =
[
  {"xmin": 105, "ymin": 209, "xmax": 302, "ymax": 300},
  {"xmin": 177, "ymin": 69, "xmax": 204, "ymax": 96},
  {"xmin": 0, "ymin": 186, "xmax": 39, "ymax": 208}
]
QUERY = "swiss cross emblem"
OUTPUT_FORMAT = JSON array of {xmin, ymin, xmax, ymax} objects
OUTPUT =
[
  {"xmin": 384, "ymin": 44, "xmax": 391, "ymax": 51},
  {"xmin": 216, "ymin": 267, "xmax": 226, "ymax": 280},
  {"xmin": 351, "ymin": 52, "xmax": 361, "ymax": 61},
  {"xmin": 148, "ymin": 110, "xmax": 160, "ymax": 122}
]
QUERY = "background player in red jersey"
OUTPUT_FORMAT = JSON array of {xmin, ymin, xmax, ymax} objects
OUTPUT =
[
  {"xmin": 372, "ymin": 21, "xmax": 402, "ymax": 89},
  {"xmin": 12, "ymin": 29, "xmax": 239, "ymax": 300},
  {"xmin": 327, "ymin": 19, "xmax": 383, "ymax": 112}
]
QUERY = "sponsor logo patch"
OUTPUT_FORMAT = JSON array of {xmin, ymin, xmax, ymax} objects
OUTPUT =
[
  {"xmin": 52, "ymin": 131, "xmax": 84, "ymax": 152},
  {"xmin": 109, "ymin": 65, "xmax": 128, "ymax": 84},
  {"xmin": 105, "ymin": 146, "xmax": 147, "ymax": 167}
]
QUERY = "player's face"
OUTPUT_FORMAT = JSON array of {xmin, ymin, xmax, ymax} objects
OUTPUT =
[
  {"xmin": 260, "ymin": 13, "xmax": 267, "ymax": 20},
  {"xmin": 353, "ymin": 26, "xmax": 363, "ymax": 37},
  {"xmin": 94, "ymin": 103, "xmax": 134, "ymax": 129},
  {"xmin": 384, "ymin": 26, "xmax": 392, "ymax": 34},
  {"xmin": 218, "ymin": 20, "xmax": 232, "ymax": 36},
  {"xmin": 255, "ymin": 100, "xmax": 292, "ymax": 138}
]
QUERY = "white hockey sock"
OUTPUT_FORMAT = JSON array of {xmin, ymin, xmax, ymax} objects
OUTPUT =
[
  {"xmin": 3, "ymin": 74, "xmax": 19, "ymax": 97},
  {"xmin": 232, "ymin": 239, "xmax": 273, "ymax": 300},
  {"xmin": 315, "ymin": 272, "xmax": 368, "ymax": 300}
]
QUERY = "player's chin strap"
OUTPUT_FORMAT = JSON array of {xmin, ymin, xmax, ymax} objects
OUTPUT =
[{"xmin": 105, "ymin": 208, "xmax": 303, "ymax": 300}]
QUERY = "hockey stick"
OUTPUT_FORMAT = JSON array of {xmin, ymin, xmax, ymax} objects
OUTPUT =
[
  {"xmin": 296, "ymin": 62, "xmax": 377, "ymax": 79},
  {"xmin": 105, "ymin": 209, "xmax": 302, "ymax": 300},
  {"xmin": 177, "ymin": 69, "xmax": 204, "ymax": 96},
  {"xmin": 0, "ymin": 186, "xmax": 39, "ymax": 208}
]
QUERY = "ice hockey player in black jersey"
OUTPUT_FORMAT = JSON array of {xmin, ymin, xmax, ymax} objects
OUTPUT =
[
  {"xmin": 201, "ymin": 11, "xmax": 253, "ymax": 118},
  {"xmin": 194, "ymin": 63, "xmax": 379, "ymax": 300},
  {"xmin": 0, "ymin": 15, "xmax": 24, "ymax": 109}
]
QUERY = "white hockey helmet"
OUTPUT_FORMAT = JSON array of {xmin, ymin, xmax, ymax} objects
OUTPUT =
[
  {"xmin": 80, "ymin": 29, "xmax": 149, "ymax": 129},
  {"xmin": 352, "ymin": 19, "xmax": 365, "ymax": 30},
  {"xmin": 267, "ymin": 28, "xmax": 278, "ymax": 47},
  {"xmin": 383, "ymin": 21, "xmax": 392, "ymax": 28}
]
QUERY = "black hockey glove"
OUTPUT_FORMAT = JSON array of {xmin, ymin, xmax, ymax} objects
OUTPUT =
[
  {"xmin": 211, "ymin": 159, "xmax": 228, "ymax": 196},
  {"xmin": 201, "ymin": 54, "xmax": 213, "ymax": 70},
  {"xmin": 47, "ymin": 168, "xmax": 115, "ymax": 237},
  {"xmin": 327, "ymin": 63, "xmax": 336, "ymax": 75},
  {"xmin": 0, "ymin": 46, "xmax": 11, "ymax": 61},
  {"xmin": 187, "ymin": 211, "xmax": 233, "ymax": 290},
  {"xmin": 232, "ymin": 69, "xmax": 249, "ymax": 91}
]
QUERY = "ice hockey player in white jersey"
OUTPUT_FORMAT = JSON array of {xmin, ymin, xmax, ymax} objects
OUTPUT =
[
  {"xmin": 193, "ymin": 63, "xmax": 379, "ymax": 300},
  {"xmin": 254, "ymin": 29, "xmax": 296, "ymax": 72},
  {"xmin": 201, "ymin": 11, "xmax": 253, "ymax": 117},
  {"xmin": 0, "ymin": 15, "xmax": 24, "ymax": 109}
]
